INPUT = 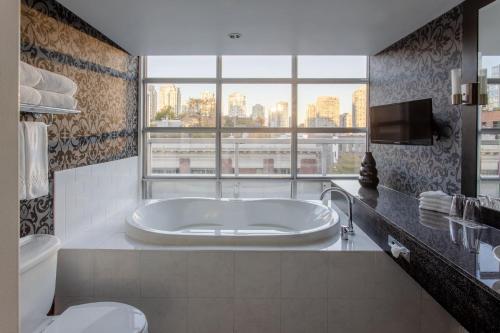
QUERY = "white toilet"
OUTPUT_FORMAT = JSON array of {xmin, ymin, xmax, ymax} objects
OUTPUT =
[{"xmin": 20, "ymin": 234, "xmax": 148, "ymax": 333}]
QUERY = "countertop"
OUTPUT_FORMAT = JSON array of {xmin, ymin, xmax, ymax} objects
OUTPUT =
[{"xmin": 333, "ymin": 180, "xmax": 500, "ymax": 296}]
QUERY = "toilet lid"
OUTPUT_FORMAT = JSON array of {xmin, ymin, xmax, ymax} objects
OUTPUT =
[{"xmin": 44, "ymin": 302, "xmax": 147, "ymax": 333}]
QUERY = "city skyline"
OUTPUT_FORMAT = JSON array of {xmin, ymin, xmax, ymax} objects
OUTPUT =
[{"xmin": 147, "ymin": 83, "xmax": 366, "ymax": 127}]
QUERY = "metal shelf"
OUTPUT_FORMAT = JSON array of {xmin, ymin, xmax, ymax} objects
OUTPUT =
[{"xmin": 20, "ymin": 103, "xmax": 80, "ymax": 115}]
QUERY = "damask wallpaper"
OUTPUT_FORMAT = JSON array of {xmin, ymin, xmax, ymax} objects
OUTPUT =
[
  {"xmin": 19, "ymin": 0, "xmax": 139, "ymax": 236},
  {"xmin": 369, "ymin": 5, "xmax": 463, "ymax": 197}
]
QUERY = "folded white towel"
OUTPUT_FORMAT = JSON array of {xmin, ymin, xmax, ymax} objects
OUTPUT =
[
  {"xmin": 419, "ymin": 203, "xmax": 450, "ymax": 214},
  {"xmin": 420, "ymin": 197, "xmax": 452, "ymax": 206},
  {"xmin": 39, "ymin": 90, "xmax": 77, "ymax": 110},
  {"xmin": 419, "ymin": 201, "xmax": 451, "ymax": 209},
  {"xmin": 23, "ymin": 122, "xmax": 49, "ymax": 200},
  {"xmin": 35, "ymin": 68, "xmax": 77, "ymax": 96},
  {"xmin": 19, "ymin": 62, "xmax": 42, "ymax": 88},
  {"xmin": 19, "ymin": 123, "xmax": 26, "ymax": 200},
  {"xmin": 419, "ymin": 190, "xmax": 449, "ymax": 198},
  {"xmin": 20, "ymin": 85, "xmax": 42, "ymax": 105}
]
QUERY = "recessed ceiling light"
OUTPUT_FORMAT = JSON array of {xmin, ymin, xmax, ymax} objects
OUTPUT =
[{"xmin": 228, "ymin": 33, "xmax": 241, "ymax": 39}]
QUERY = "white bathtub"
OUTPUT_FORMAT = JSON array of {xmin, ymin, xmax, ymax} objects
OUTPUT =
[{"xmin": 126, "ymin": 198, "xmax": 340, "ymax": 245}]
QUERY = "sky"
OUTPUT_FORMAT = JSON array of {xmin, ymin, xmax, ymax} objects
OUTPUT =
[
  {"xmin": 148, "ymin": 56, "xmax": 367, "ymax": 124},
  {"xmin": 480, "ymin": 56, "xmax": 500, "ymax": 76}
]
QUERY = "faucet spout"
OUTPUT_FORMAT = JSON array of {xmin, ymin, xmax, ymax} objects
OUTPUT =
[{"xmin": 320, "ymin": 187, "xmax": 354, "ymax": 235}]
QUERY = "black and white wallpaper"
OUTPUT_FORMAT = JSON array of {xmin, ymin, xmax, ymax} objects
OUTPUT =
[
  {"xmin": 20, "ymin": 0, "xmax": 139, "ymax": 236},
  {"xmin": 369, "ymin": 5, "xmax": 463, "ymax": 197}
]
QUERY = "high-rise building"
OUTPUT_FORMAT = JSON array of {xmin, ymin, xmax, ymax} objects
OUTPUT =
[
  {"xmin": 352, "ymin": 85, "xmax": 367, "ymax": 127},
  {"xmin": 228, "ymin": 92, "xmax": 247, "ymax": 118},
  {"xmin": 158, "ymin": 84, "xmax": 181, "ymax": 116},
  {"xmin": 146, "ymin": 85, "xmax": 158, "ymax": 120},
  {"xmin": 339, "ymin": 113, "xmax": 352, "ymax": 127},
  {"xmin": 307, "ymin": 96, "xmax": 339, "ymax": 127},
  {"xmin": 251, "ymin": 104, "xmax": 265, "ymax": 119},
  {"xmin": 269, "ymin": 101, "xmax": 289, "ymax": 127},
  {"xmin": 487, "ymin": 65, "xmax": 500, "ymax": 112},
  {"xmin": 251, "ymin": 104, "xmax": 266, "ymax": 127}
]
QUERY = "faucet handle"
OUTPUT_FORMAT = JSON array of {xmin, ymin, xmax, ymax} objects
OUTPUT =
[{"xmin": 341, "ymin": 226, "xmax": 350, "ymax": 240}]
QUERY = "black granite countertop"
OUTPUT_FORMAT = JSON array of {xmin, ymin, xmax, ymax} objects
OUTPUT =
[{"xmin": 333, "ymin": 180, "xmax": 500, "ymax": 298}]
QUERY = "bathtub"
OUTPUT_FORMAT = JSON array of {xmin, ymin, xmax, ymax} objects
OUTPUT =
[{"xmin": 126, "ymin": 198, "xmax": 340, "ymax": 245}]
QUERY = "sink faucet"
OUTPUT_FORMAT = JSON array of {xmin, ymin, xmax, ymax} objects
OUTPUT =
[{"xmin": 320, "ymin": 187, "xmax": 354, "ymax": 239}]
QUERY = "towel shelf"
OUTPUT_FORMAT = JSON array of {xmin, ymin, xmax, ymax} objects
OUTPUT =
[{"xmin": 20, "ymin": 103, "xmax": 80, "ymax": 116}]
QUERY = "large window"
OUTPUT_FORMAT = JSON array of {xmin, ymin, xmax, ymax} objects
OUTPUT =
[
  {"xmin": 141, "ymin": 56, "xmax": 367, "ymax": 198},
  {"xmin": 479, "ymin": 55, "xmax": 500, "ymax": 196}
]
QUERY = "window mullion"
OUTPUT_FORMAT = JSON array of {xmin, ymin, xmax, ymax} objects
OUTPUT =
[
  {"xmin": 216, "ymin": 56, "xmax": 222, "ymax": 184},
  {"xmin": 291, "ymin": 55, "xmax": 298, "ymax": 198}
]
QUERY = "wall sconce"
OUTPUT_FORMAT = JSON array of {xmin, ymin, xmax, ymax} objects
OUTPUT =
[
  {"xmin": 451, "ymin": 68, "xmax": 462, "ymax": 104},
  {"xmin": 451, "ymin": 68, "xmax": 488, "ymax": 106}
]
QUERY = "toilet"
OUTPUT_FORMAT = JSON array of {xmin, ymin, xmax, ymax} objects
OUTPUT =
[{"xmin": 20, "ymin": 234, "xmax": 148, "ymax": 333}]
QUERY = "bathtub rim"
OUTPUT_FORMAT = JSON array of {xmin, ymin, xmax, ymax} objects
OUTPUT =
[{"xmin": 126, "ymin": 197, "xmax": 341, "ymax": 246}]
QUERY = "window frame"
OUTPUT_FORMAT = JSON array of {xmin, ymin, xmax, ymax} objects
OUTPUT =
[
  {"xmin": 140, "ymin": 56, "xmax": 368, "ymax": 197},
  {"xmin": 478, "ymin": 77, "xmax": 500, "ymax": 194}
]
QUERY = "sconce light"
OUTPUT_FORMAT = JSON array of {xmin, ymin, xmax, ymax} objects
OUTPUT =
[
  {"xmin": 478, "ymin": 68, "xmax": 489, "ymax": 105},
  {"xmin": 451, "ymin": 68, "xmax": 462, "ymax": 104},
  {"xmin": 450, "ymin": 68, "xmax": 488, "ymax": 106}
]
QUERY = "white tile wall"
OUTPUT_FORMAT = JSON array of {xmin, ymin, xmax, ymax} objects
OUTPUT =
[
  {"xmin": 56, "ymin": 249, "xmax": 464, "ymax": 333},
  {"xmin": 54, "ymin": 157, "xmax": 139, "ymax": 243}
]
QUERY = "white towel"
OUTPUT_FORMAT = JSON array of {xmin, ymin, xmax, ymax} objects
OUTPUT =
[
  {"xmin": 419, "ymin": 190, "xmax": 449, "ymax": 198},
  {"xmin": 23, "ymin": 122, "xmax": 49, "ymax": 199},
  {"xmin": 19, "ymin": 123, "xmax": 26, "ymax": 200},
  {"xmin": 20, "ymin": 85, "xmax": 42, "ymax": 105},
  {"xmin": 420, "ymin": 196, "xmax": 452, "ymax": 206},
  {"xmin": 39, "ymin": 90, "xmax": 77, "ymax": 110},
  {"xmin": 35, "ymin": 68, "xmax": 77, "ymax": 96},
  {"xmin": 419, "ymin": 203, "xmax": 450, "ymax": 214},
  {"xmin": 19, "ymin": 62, "xmax": 42, "ymax": 88}
]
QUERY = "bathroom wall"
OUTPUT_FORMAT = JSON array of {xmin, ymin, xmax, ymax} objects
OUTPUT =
[
  {"xmin": 0, "ymin": 0, "xmax": 20, "ymax": 331},
  {"xmin": 55, "ymin": 249, "xmax": 462, "ymax": 333},
  {"xmin": 19, "ymin": 0, "xmax": 139, "ymax": 236},
  {"xmin": 369, "ymin": 5, "xmax": 463, "ymax": 196},
  {"xmin": 54, "ymin": 157, "xmax": 139, "ymax": 243}
]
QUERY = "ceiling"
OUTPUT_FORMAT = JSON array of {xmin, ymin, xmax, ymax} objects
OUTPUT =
[{"xmin": 58, "ymin": 0, "xmax": 463, "ymax": 56}]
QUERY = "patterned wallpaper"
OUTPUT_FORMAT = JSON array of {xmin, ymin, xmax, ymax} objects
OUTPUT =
[
  {"xmin": 20, "ymin": 0, "xmax": 138, "ymax": 236},
  {"xmin": 369, "ymin": 5, "xmax": 463, "ymax": 197}
]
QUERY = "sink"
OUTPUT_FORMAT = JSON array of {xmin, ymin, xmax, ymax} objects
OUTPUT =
[{"xmin": 494, "ymin": 246, "xmax": 500, "ymax": 262}]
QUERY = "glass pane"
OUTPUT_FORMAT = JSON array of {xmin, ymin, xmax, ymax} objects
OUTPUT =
[
  {"xmin": 479, "ymin": 132, "xmax": 500, "ymax": 197},
  {"xmin": 146, "ymin": 56, "xmax": 216, "ymax": 78},
  {"xmin": 146, "ymin": 132, "xmax": 216, "ymax": 176},
  {"xmin": 222, "ymin": 84, "xmax": 291, "ymax": 128},
  {"xmin": 298, "ymin": 84, "xmax": 367, "ymax": 128},
  {"xmin": 479, "ymin": 133, "xmax": 500, "ymax": 176},
  {"xmin": 297, "ymin": 133, "xmax": 366, "ymax": 176},
  {"xmin": 221, "ymin": 133, "xmax": 291, "ymax": 176},
  {"xmin": 296, "ymin": 181, "xmax": 331, "ymax": 200},
  {"xmin": 221, "ymin": 180, "xmax": 291, "ymax": 198},
  {"xmin": 480, "ymin": 56, "xmax": 500, "ymax": 78},
  {"xmin": 146, "ymin": 84, "xmax": 216, "ymax": 127},
  {"xmin": 298, "ymin": 56, "xmax": 367, "ymax": 78},
  {"xmin": 222, "ymin": 56, "xmax": 291, "ymax": 78},
  {"xmin": 149, "ymin": 180, "xmax": 217, "ymax": 199},
  {"xmin": 480, "ymin": 85, "xmax": 500, "ymax": 128}
]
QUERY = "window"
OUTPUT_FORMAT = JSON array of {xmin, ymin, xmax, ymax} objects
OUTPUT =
[
  {"xmin": 479, "ymin": 55, "xmax": 500, "ymax": 196},
  {"xmin": 142, "ymin": 56, "xmax": 368, "ymax": 198}
]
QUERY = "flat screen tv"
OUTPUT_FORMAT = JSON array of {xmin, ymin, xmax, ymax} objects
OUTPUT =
[{"xmin": 369, "ymin": 98, "xmax": 433, "ymax": 146}]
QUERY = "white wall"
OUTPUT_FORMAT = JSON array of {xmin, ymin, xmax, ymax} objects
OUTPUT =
[
  {"xmin": 0, "ymin": 0, "xmax": 20, "ymax": 331},
  {"xmin": 54, "ymin": 157, "xmax": 140, "ymax": 243}
]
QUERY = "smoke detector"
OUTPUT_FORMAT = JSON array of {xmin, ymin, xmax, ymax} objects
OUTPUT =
[{"xmin": 228, "ymin": 33, "xmax": 241, "ymax": 39}]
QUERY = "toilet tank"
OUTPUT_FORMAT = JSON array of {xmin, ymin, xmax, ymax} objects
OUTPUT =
[{"xmin": 20, "ymin": 235, "xmax": 61, "ymax": 333}]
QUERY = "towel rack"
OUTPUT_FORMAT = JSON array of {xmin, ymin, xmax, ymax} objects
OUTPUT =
[{"xmin": 20, "ymin": 103, "xmax": 80, "ymax": 123}]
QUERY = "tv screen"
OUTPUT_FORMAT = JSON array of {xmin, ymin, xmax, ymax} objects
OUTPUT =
[{"xmin": 370, "ymin": 99, "xmax": 433, "ymax": 145}]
